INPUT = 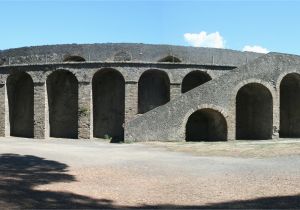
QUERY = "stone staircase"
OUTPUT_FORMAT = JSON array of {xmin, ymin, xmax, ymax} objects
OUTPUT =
[{"xmin": 125, "ymin": 53, "xmax": 300, "ymax": 142}]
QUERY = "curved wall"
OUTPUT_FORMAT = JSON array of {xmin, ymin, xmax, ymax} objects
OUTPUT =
[
  {"xmin": 0, "ymin": 43, "xmax": 266, "ymax": 141},
  {"xmin": 0, "ymin": 43, "xmax": 262, "ymax": 66}
]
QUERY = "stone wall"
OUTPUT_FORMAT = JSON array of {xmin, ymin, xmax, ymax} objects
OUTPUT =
[
  {"xmin": 0, "ymin": 60, "xmax": 232, "ymax": 140},
  {"xmin": 125, "ymin": 53, "xmax": 300, "ymax": 142},
  {"xmin": 0, "ymin": 43, "xmax": 262, "ymax": 66},
  {"xmin": 6, "ymin": 44, "xmax": 299, "ymax": 142}
]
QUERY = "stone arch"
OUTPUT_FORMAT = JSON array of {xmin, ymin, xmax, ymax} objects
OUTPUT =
[
  {"xmin": 92, "ymin": 68, "xmax": 125, "ymax": 142},
  {"xmin": 63, "ymin": 55, "xmax": 86, "ymax": 62},
  {"xmin": 185, "ymin": 108, "xmax": 227, "ymax": 141},
  {"xmin": 138, "ymin": 69, "xmax": 170, "ymax": 114},
  {"xmin": 158, "ymin": 56, "xmax": 181, "ymax": 63},
  {"xmin": 279, "ymin": 73, "xmax": 300, "ymax": 137},
  {"xmin": 181, "ymin": 71, "xmax": 212, "ymax": 93},
  {"xmin": 236, "ymin": 83, "xmax": 273, "ymax": 140},
  {"xmin": 7, "ymin": 72, "xmax": 34, "ymax": 138},
  {"xmin": 47, "ymin": 70, "xmax": 78, "ymax": 138}
]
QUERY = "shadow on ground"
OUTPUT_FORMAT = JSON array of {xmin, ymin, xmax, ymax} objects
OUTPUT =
[
  {"xmin": 0, "ymin": 153, "xmax": 115, "ymax": 208},
  {"xmin": 0, "ymin": 153, "xmax": 299, "ymax": 209},
  {"xmin": 137, "ymin": 195, "xmax": 300, "ymax": 209}
]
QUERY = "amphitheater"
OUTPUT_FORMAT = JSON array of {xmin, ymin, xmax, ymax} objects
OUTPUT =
[{"xmin": 0, "ymin": 43, "xmax": 299, "ymax": 142}]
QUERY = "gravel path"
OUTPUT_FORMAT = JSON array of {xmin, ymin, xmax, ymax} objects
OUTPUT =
[{"xmin": 0, "ymin": 137, "xmax": 299, "ymax": 209}]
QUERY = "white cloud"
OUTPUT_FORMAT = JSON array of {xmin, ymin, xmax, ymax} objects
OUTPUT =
[
  {"xmin": 184, "ymin": 31, "xmax": 269, "ymax": 53},
  {"xmin": 184, "ymin": 31, "xmax": 225, "ymax": 48},
  {"xmin": 242, "ymin": 45, "xmax": 269, "ymax": 53}
]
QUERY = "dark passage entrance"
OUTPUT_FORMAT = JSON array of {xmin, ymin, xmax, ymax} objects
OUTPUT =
[
  {"xmin": 280, "ymin": 73, "xmax": 300, "ymax": 137},
  {"xmin": 138, "ymin": 70, "xmax": 170, "ymax": 114},
  {"xmin": 47, "ymin": 70, "xmax": 78, "ymax": 138},
  {"xmin": 92, "ymin": 69, "xmax": 125, "ymax": 142},
  {"xmin": 158, "ymin": 56, "xmax": 181, "ymax": 63},
  {"xmin": 236, "ymin": 83, "xmax": 273, "ymax": 140},
  {"xmin": 7, "ymin": 72, "xmax": 34, "ymax": 137},
  {"xmin": 63, "ymin": 55, "xmax": 86, "ymax": 62},
  {"xmin": 181, "ymin": 71, "xmax": 211, "ymax": 93},
  {"xmin": 186, "ymin": 108, "xmax": 227, "ymax": 141}
]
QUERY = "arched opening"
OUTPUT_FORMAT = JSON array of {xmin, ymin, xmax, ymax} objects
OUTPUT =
[
  {"xmin": 158, "ymin": 56, "xmax": 181, "ymax": 63},
  {"xmin": 236, "ymin": 83, "xmax": 273, "ymax": 140},
  {"xmin": 280, "ymin": 73, "xmax": 300, "ymax": 137},
  {"xmin": 7, "ymin": 72, "xmax": 34, "ymax": 138},
  {"xmin": 186, "ymin": 108, "xmax": 227, "ymax": 141},
  {"xmin": 138, "ymin": 70, "xmax": 170, "ymax": 114},
  {"xmin": 181, "ymin": 71, "xmax": 212, "ymax": 93},
  {"xmin": 92, "ymin": 69, "xmax": 125, "ymax": 142},
  {"xmin": 0, "ymin": 58, "xmax": 6, "ymax": 66},
  {"xmin": 47, "ymin": 70, "xmax": 78, "ymax": 138},
  {"xmin": 63, "ymin": 55, "xmax": 86, "ymax": 62}
]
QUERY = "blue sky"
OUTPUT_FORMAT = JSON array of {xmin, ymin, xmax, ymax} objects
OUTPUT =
[{"xmin": 1, "ymin": 1, "xmax": 300, "ymax": 54}]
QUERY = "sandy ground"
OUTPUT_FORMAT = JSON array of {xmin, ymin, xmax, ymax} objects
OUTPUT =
[
  {"xmin": 144, "ymin": 139, "xmax": 300, "ymax": 158},
  {"xmin": 0, "ymin": 137, "xmax": 299, "ymax": 209}
]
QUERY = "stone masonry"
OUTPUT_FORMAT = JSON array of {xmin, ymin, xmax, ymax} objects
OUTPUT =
[{"xmin": 0, "ymin": 43, "xmax": 281, "ymax": 142}]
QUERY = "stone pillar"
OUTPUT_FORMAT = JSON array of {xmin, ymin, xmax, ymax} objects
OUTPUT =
[
  {"xmin": 33, "ymin": 82, "xmax": 47, "ymax": 139},
  {"xmin": 272, "ymin": 90, "xmax": 280, "ymax": 139},
  {"xmin": 170, "ymin": 83, "xmax": 181, "ymax": 100},
  {"xmin": 227, "ymin": 109, "xmax": 235, "ymax": 141},
  {"xmin": 226, "ymin": 98, "xmax": 236, "ymax": 141},
  {"xmin": 0, "ymin": 84, "xmax": 6, "ymax": 137},
  {"xmin": 4, "ymin": 83, "xmax": 10, "ymax": 137},
  {"xmin": 125, "ymin": 81, "xmax": 138, "ymax": 123},
  {"xmin": 78, "ymin": 82, "xmax": 92, "ymax": 139}
]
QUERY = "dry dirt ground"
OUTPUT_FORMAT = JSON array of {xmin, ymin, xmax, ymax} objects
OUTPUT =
[{"xmin": 0, "ymin": 137, "xmax": 299, "ymax": 209}]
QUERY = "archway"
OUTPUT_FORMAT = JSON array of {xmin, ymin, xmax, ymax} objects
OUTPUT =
[
  {"xmin": 158, "ymin": 56, "xmax": 181, "ymax": 63},
  {"xmin": 236, "ymin": 83, "xmax": 273, "ymax": 140},
  {"xmin": 0, "ymin": 58, "xmax": 6, "ymax": 66},
  {"xmin": 47, "ymin": 70, "xmax": 78, "ymax": 138},
  {"xmin": 280, "ymin": 73, "xmax": 300, "ymax": 137},
  {"xmin": 92, "ymin": 69, "xmax": 125, "ymax": 142},
  {"xmin": 182, "ymin": 71, "xmax": 212, "ymax": 93},
  {"xmin": 63, "ymin": 55, "xmax": 86, "ymax": 62},
  {"xmin": 138, "ymin": 70, "xmax": 170, "ymax": 114},
  {"xmin": 186, "ymin": 108, "xmax": 227, "ymax": 141},
  {"xmin": 7, "ymin": 72, "xmax": 34, "ymax": 137}
]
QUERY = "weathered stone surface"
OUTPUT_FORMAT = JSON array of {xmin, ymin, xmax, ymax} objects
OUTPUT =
[
  {"xmin": 4, "ymin": 44, "xmax": 299, "ymax": 142},
  {"xmin": 125, "ymin": 53, "xmax": 300, "ymax": 142},
  {"xmin": 0, "ymin": 43, "xmax": 261, "ymax": 66}
]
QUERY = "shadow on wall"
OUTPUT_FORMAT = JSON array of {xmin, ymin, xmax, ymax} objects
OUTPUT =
[{"xmin": 0, "ymin": 153, "xmax": 299, "ymax": 209}]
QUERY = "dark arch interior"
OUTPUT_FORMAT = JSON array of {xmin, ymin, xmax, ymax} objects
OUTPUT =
[
  {"xmin": 280, "ymin": 73, "xmax": 300, "ymax": 137},
  {"xmin": 138, "ymin": 70, "xmax": 170, "ymax": 114},
  {"xmin": 0, "ymin": 58, "xmax": 6, "ymax": 66},
  {"xmin": 7, "ymin": 72, "xmax": 34, "ymax": 138},
  {"xmin": 236, "ymin": 83, "xmax": 273, "ymax": 140},
  {"xmin": 63, "ymin": 55, "xmax": 86, "ymax": 62},
  {"xmin": 186, "ymin": 108, "xmax": 227, "ymax": 141},
  {"xmin": 181, "ymin": 71, "xmax": 212, "ymax": 93},
  {"xmin": 47, "ymin": 70, "xmax": 78, "ymax": 138},
  {"xmin": 92, "ymin": 69, "xmax": 125, "ymax": 142},
  {"xmin": 158, "ymin": 56, "xmax": 181, "ymax": 63}
]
